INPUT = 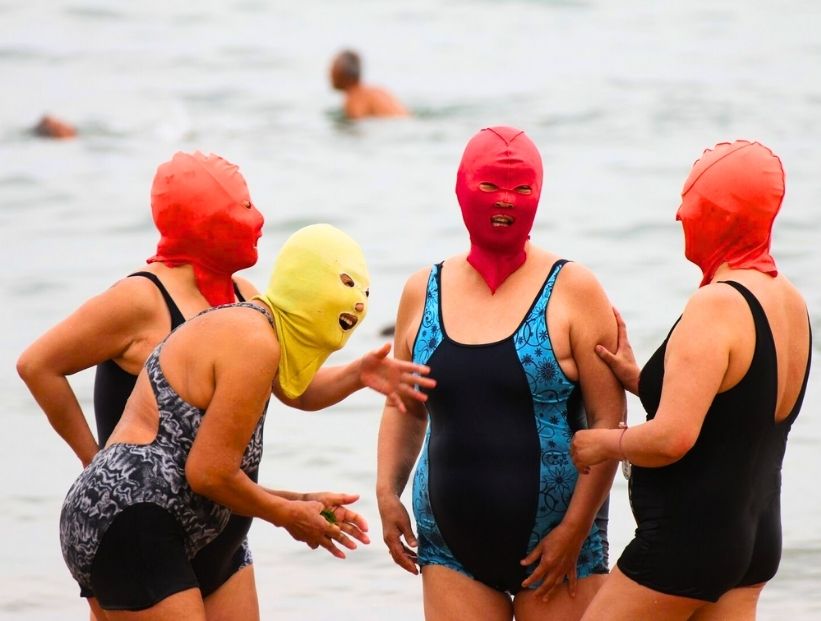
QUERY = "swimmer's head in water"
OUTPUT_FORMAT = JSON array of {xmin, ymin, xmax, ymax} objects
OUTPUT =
[
  {"xmin": 255, "ymin": 223, "xmax": 370, "ymax": 398},
  {"xmin": 148, "ymin": 151, "xmax": 264, "ymax": 306},
  {"xmin": 33, "ymin": 115, "xmax": 77, "ymax": 139},
  {"xmin": 455, "ymin": 126, "xmax": 543, "ymax": 293},
  {"xmin": 330, "ymin": 50, "xmax": 361, "ymax": 90},
  {"xmin": 677, "ymin": 140, "xmax": 784, "ymax": 286}
]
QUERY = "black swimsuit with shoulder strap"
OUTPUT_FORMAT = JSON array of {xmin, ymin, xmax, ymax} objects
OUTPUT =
[
  {"xmin": 620, "ymin": 280, "xmax": 812, "ymax": 602},
  {"xmin": 93, "ymin": 271, "xmax": 244, "ymax": 445}
]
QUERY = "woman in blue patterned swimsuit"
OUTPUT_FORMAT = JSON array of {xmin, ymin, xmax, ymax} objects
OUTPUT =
[
  {"xmin": 59, "ymin": 224, "xmax": 433, "ymax": 620},
  {"xmin": 376, "ymin": 127, "xmax": 626, "ymax": 621}
]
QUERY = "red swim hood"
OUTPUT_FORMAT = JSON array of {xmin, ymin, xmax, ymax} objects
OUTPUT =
[
  {"xmin": 148, "ymin": 152, "xmax": 264, "ymax": 305},
  {"xmin": 677, "ymin": 140, "xmax": 784, "ymax": 287},
  {"xmin": 455, "ymin": 126, "xmax": 543, "ymax": 293}
]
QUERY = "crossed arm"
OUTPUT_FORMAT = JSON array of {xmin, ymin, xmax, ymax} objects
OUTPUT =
[{"xmin": 571, "ymin": 284, "xmax": 740, "ymax": 470}]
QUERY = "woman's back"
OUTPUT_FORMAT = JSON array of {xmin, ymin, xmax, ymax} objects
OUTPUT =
[
  {"xmin": 722, "ymin": 268, "xmax": 811, "ymax": 423},
  {"xmin": 108, "ymin": 302, "xmax": 276, "ymax": 449}
]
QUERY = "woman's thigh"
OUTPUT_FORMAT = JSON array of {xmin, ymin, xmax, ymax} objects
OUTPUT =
[
  {"xmin": 580, "ymin": 567, "xmax": 706, "ymax": 621},
  {"xmin": 203, "ymin": 564, "xmax": 260, "ymax": 621},
  {"xmin": 88, "ymin": 597, "xmax": 108, "ymax": 621},
  {"xmin": 103, "ymin": 588, "xmax": 206, "ymax": 621},
  {"xmin": 422, "ymin": 565, "xmax": 513, "ymax": 621},
  {"xmin": 688, "ymin": 583, "xmax": 765, "ymax": 621},
  {"xmin": 515, "ymin": 573, "xmax": 608, "ymax": 621}
]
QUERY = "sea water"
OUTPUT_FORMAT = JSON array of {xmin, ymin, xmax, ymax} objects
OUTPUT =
[{"xmin": 1, "ymin": 1, "xmax": 819, "ymax": 618}]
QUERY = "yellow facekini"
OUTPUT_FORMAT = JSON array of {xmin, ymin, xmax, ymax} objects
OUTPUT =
[{"xmin": 255, "ymin": 224, "xmax": 370, "ymax": 399}]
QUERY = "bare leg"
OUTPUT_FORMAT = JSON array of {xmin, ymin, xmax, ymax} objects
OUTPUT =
[
  {"xmin": 102, "ymin": 588, "xmax": 206, "ymax": 621},
  {"xmin": 88, "ymin": 598, "xmax": 108, "ymax": 621},
  {"xmin": 515, "ymin": 573, "xmax": 608, "ymax": 621},
  {"xmin": 580, "ymin": 567, "xmax": 707, "ymax": 621},
  {"xmin": 422, "ymin": 565, "xmax": 513, "ymax": 621},
  {"xmin": 689, "ymin": 583, "xmax": 765, "ymax": 621},
  {"xmin": 203, "ymin": 564, "xmax": 260, "ymax": 621}
]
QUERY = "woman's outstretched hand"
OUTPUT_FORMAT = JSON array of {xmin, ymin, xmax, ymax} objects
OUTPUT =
[
  {"xmin": 360, "ymin": 343, "xmax": 436, "ymax": 412},
  {"xmin": 305, "ymin": 491, "xmax": 370, "ymax": 546},
  {"xmin": 595, "ymin": 307, "xmax": 640, "ymax": 395}
]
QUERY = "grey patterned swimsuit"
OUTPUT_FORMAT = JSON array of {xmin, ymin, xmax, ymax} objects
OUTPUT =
[{"xmin": 59, "ymin": 302, "xmax": 268, "ymax": 591}]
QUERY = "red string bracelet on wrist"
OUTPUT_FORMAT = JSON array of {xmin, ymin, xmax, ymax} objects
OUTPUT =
[{"xmin": 618, "ymin": 422, "xmax": 628, "ymax": 460}]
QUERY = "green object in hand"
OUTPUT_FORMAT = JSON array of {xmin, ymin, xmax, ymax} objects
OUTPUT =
[{"xmin": 321, "ymin": 508, "xmax": 337, "ymax": 524}]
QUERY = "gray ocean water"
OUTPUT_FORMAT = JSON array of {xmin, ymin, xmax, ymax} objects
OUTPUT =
[{"xmin": 1, "ymin": 1, "xmax": 820, "ymax": 619}]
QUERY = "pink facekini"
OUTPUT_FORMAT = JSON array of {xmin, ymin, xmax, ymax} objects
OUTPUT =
[{"xmin": 455, "ymin": 126, "xmax": 543, "ymax": 293}]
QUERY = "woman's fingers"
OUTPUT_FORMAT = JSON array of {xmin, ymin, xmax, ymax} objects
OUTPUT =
[
  {"xmin": 331, "ymin": 529, "xmax": 357, "ymax": 551},
  {"xmin": 337, "ymin": 518, "xmax": 370, "ymax": 544},
  {"xmin": 398, "ymin": 383, "xmax": 430, "ymax": 402},
  {"xmin": 322, "ymin": 504, "xmax": 370, "ymax": 544},
  {"xmin": 595, "ymin": 344, "xmax": 617, "ymax": 365},
  {"xmin": 404, "ymin": 372, "xmax": 436, "ymax": 389}
]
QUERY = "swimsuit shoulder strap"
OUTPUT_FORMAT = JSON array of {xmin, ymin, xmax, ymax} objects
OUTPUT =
[{"xmin": 128, "ymin": 271, "xmax": 185, "ymax": 328}]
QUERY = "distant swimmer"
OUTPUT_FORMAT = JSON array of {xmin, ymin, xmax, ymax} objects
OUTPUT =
[
  {"xmin": 329, "ymin": 49, "xmax": 409, "ymax": 120},
  {"xmin": 33, "ymin": 114, "xmax": 77, "ymax": 139}
]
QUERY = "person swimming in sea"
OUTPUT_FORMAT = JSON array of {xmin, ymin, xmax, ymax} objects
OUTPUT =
[{"xmin": 329, "ymin": 49, "xmax": 409, "ymax": 120}]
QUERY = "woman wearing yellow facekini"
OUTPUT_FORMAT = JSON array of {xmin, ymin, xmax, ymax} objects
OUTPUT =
[{"xmin": 58, "ymin": 224, "xmax": 435, "ymax": 620}]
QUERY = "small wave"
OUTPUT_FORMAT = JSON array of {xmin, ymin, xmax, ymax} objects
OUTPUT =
[
  {"xmin": 0, "ymin": 46, "xmax": 51, "ymax": 61},
  {"xmin": 64, "ymin": 5, "xmax": 125, "ymax": 20},
  {"xmin": 0, "ymin": 174, "xmax": 37, "ymax": 187}
]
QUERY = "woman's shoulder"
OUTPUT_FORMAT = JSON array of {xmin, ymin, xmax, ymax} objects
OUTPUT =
[
  {"xmin": 191, "ymin": 301, "xmax": 272, "ymax": 329},
  {"xmin": 675, "ymin": 282, "xmax": 753, "ymax": 346},
  {"xmin": 543, "ymin": 254, "xmax": 609, "ymax": 300},
  {"xmin": 176, "ymin": 302, "xmax": 280, "ymax": 366},
  {"xmin": 401, "ymin": 264, "xmax": 436, "ymax": 298},
  {"xmin": 232, "ymin": 274, "xmax": 260, "ymax": 299},
  {"xmin": 92, "ymin": 270, "xmax": 170, "ymax": 322},
  {"xmin": 685, "ymin": 281, "xmax": 747, "ymax": 315}
]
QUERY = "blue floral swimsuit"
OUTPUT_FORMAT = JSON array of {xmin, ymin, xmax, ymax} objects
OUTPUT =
[{"xmin": 411, "ymin": 260, "xmax": 608, "ymax": 594}]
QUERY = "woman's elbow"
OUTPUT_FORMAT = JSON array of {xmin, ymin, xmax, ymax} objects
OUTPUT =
[
  {"xmin": 16, "ymin": 349, "xmax": 41, "ymax": 385},
  {"xmin": 186, "ymin": 461, "xmax": 228, "ymax": 498},
  {"xmin": 659, "ymin": 432, "xmax": 697, "ymax": 463},
  {"xmin": 290, "ymin": 396, "xmax": 318, "ymax": 411},
  {"xmin": 272, "ymin": 386, "xmax": 311, "ymax": 411}
]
